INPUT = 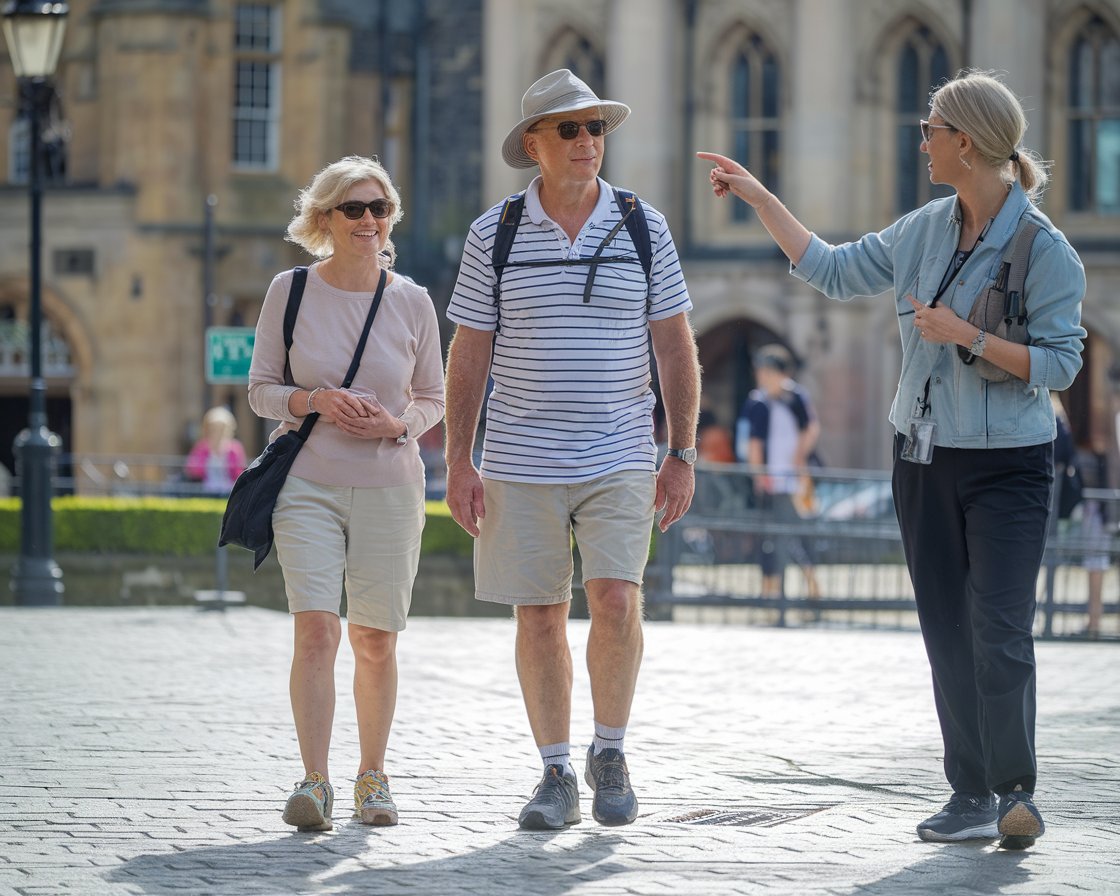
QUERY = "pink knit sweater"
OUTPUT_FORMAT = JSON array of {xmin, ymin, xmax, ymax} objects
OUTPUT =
[{"xmin": 248, "ymin": 265, "xmax": 445, "ymax": 488}]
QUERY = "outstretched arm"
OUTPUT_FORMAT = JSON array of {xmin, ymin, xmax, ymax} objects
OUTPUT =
[{"xmin": 696, "ymin": 151, "xmax": 814, "ymax": 266}]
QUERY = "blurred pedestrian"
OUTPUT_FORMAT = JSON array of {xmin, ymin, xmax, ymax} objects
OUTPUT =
[
  {"xmin": 248, "ymin": 156, "xmax": 445, "ymax": 832},
  {"xmin": 737, "ymin": 344, "xmax": 822, "ymax": 601},
  {"xmin": 184, "ymin": 406, "xmax": 247, "ymax": 495},
  {"xmin": 445, "ymin": 69, "xmax": 700, "ymax": 830},
  {"xmin": 700, "ymin": 69, "xmax": 1085, "ymax": 850}
]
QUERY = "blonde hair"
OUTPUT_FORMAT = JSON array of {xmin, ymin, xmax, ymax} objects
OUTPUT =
[
  {"xmin": 931, "ymin": 70, "xmax": 1050, "ymax": 202},
  {"xmin": 201, "ymin": 406, "xmax": 237, "ymax": 443},
  {"xmin": 285, "ymin": 155, "xmax": 404, "ymax": 265}
]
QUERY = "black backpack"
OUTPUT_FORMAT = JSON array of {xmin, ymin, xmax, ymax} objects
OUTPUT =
[{"xmin": 490, "ymin": 188, "xmax": 653, "ymax": 308}]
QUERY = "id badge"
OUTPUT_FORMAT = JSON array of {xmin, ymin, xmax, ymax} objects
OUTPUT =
[{"xmin": 900, "ymin": 419, "xmax": 936, "ymax": 465}]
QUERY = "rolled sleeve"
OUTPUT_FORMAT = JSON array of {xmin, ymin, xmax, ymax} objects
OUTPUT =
[{"xmin": 1022, "ymin": 233, "xmax": 1086, "ymax": 392}]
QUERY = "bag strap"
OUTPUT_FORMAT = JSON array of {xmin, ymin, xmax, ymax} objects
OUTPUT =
[
  {"xmin": 293, "ymin": 267, "xmax": 388, "ymax": 441},
  {"xmin": 283, "ymin": 267, "xmax": 309, "ymax": 351},
  {"xmin": 491, "ymin": 192, "xmax": 526, "ymax": 302},
  {"xmin": 613, "ymin": 188, "xmax": 652, "ymax": 284},
  {"xmin": 1003, "ymin": 220, "xmax": 1040, "ymax": 324}
]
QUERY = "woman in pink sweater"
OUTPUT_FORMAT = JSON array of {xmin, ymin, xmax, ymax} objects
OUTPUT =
[
  {"xmin": 184, "ymin": 406, "xmax": 247, "ymax": 494},
  {"xmin": 248, "ymin": 156, "xmax": 445, "ymax": 832}
]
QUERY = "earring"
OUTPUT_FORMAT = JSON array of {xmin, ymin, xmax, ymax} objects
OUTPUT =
[{"xmin": 959, "ymin": 154, "xmax": 972, "ymax": 171}]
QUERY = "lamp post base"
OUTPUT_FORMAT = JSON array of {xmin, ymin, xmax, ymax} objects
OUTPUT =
[
  {"xmin": 10, "ymin": 557, "xmax": 63, "ymax": 605},
  {"xmin": 11, "ymin": 416, "xmax": 64, "ymax": 606}
]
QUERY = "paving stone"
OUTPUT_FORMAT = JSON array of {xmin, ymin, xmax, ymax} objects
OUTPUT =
[{"xmin": 0, "ymin": 607, "xmax": 1117, "ymax": 895}]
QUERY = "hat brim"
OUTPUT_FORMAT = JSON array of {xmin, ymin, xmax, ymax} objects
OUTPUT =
[{"xmin": 501, "ymin": 100, "xmax": 630, "ymax": 169}]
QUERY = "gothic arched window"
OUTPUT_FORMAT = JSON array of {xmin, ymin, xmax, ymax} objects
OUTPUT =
[
  {"xmin": 894, "ymin": 25, "xmax": 951, "ymax": 213},
  {"xmin": 1068, "ymin": 14, "xmax": 1120, "ymax": 213},
  {"xmin": 729, "ymin": 32, "xmax": 780, "ymax": 222}
]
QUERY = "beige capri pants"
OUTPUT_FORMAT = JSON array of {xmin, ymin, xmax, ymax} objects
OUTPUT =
[
  {"xmin": 474, "ymin": 470, "xmax": 657, "ymax": 606},
  {"xmin": 272, "ymin": 475, "xmax": 425, "ymax": 632}
]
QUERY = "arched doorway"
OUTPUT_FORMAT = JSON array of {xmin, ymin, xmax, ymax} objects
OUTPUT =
[{"xmin": 696, "ymin": 316, "xmax": 791, "ymax": 459}]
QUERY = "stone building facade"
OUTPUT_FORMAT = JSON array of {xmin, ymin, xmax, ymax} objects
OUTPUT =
[
  {"xmin": 1, "ymin": 0, "xmax": 1119, "ymax": 486},
  {"xmin": 487, "ymin": 0, "xmax": 1120, "ymax": 472},
  {"xmin": 0, "ymin": 0, "xmax": 483, "ymax": 484}
]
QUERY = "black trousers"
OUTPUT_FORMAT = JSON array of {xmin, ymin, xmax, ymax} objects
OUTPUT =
[{"xmin": 892, "ymin": 434, "xmax": 1052, "ymax": 796}]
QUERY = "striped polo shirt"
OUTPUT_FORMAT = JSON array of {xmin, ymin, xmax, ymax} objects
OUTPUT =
[{"xmin": 447, "ymin": 175, "xmax": 692, "ymax": 484}]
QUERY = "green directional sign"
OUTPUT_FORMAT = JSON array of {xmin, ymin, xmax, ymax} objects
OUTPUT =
[{"xmin": 205, "ymin": 327, "xmax": 255, "ymax": 384}]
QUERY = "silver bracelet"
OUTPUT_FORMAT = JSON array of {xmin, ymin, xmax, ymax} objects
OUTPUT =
[{"xmin": 307, "ymin": 387, "xmax": 323, "ymax": 414}]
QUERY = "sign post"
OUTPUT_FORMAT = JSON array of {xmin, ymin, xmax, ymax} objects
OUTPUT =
[
  {"xmin": 200, "ymin": 326, "xmax": 253, "ymax": 610},
  {"xmin": 205, "ymin": 327, "xmax": 255, "ymax": 384}
]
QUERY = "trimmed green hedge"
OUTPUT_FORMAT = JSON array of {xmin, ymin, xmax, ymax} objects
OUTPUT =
[{"xmin": 0, "ymin": 497, "xmax": 474, "ymax": 558}]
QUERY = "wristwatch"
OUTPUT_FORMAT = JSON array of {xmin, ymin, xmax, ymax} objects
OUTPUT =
[
  {"xmin": 666, "ymin": 447, "xmax": 697, "ymax": 465},
  {"xmin": 968, "ymin": 329, "xmax": 987, "ymax": 357},
  {"xmin": 395, "ymin": 422, "xmax": 409, "ymax": 446}
]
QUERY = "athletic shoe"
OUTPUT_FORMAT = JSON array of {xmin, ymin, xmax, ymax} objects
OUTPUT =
[
  {"xmin": 282, "ymin": 772, "xmax": 334, "ymax": 832},
  {"xmin": 354, "ymin": 769, "xmax": 399, "ymax": 826},
  {"xmin": 998, "ymin": 785, "xmax": 1045, "ymax": 850},
  {"xmin": 916, "ymin": 792, "xmax": 998, "ymax": 842},
  {"xmin": 584, "ymin": 746, "xmax": 638, "ymax": 826},
  {"xmin": 518, "ymin": 765, "xmax": 581, "ymax": 830}
]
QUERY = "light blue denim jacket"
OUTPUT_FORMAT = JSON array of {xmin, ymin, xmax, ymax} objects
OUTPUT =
[{"xmin": 791, "ymin": 183, "xmax": 1086, "ymax": 449}]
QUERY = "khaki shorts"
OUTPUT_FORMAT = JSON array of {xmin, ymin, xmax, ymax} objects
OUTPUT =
[
  {"xmin": 272, "ymin": 475, "xmax": 425, "ymax": 631},
  {"xmin": 475, "ymin": 471, "xmax": 656, "ymax": 606}
]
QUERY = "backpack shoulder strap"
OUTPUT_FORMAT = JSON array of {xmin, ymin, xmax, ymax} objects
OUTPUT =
[
  {"xmin": 491, "ymin": 193, "xmax": 526, "ymax": 300},
  {"xmin": 613, "ymin": 188, "xmax": 652, "ymax": 283},
  {"xmin": 283, "ymin": 266, "xmax": 309, "ymax": 351},
  {"xmin": 1003, "ymin": 220, "xmax": 1041, "ymax": 324}
]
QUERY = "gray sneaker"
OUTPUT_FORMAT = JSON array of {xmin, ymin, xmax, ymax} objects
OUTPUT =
[
  {"xmin": 584, "ymin": 746, "xmax": 638, "ymax": 826},
  {"xmin": 997, "ymin": 786, "xmax": 1045, "ymax": 850},
  {"xmin": 518, "ymin": 765, "xmax": 581, "ymax": 830},
  {"xmin": 916, "ymin": 792, "xmax": 998, "ymax": 842}
]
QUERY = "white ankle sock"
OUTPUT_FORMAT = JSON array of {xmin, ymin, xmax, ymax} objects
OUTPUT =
[
  {"xmin": 592, "ymin": 722, "xmax": 626, "ymax": 755},
  {"xmin": 540, "ymin": 742, "xmax": 572, "ymax": 776}
]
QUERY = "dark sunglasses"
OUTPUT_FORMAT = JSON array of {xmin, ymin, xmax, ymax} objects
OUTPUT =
[
  {"xmin": 919, "ymin": 119, "xmax": 955, "ymax": 142},
  {"xmin": 532, "ymin": 119, "xmax": 608, "ymax": 140},
  {"xmin": 333, "ymin": 198, "xmax": 394, "ymax": 220}
]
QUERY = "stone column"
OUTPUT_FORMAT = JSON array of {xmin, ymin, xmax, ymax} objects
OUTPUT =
[{"xmin": 606, "ymin": 0, "xmax": 679, "ymax": 215}]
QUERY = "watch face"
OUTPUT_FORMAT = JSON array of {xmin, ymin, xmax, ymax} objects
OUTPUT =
[{"xmin": 683, "ymin": 447, "xmax": 697, "ymax": 464}]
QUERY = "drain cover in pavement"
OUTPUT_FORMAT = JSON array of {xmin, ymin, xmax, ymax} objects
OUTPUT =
[{"xmin": 664, "ymin": 807, "xmax": 818, "ymax": 827}]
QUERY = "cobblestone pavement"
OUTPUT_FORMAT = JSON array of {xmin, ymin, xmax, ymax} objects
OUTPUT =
[{"xmin": 0, "ymin": 606, "xmax": 1117, "ymax": 896}]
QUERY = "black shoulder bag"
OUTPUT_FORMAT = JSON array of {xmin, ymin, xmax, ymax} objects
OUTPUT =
[{"xmin": 218, "ymin": 267, "xmax": 388, "ymax": 569}]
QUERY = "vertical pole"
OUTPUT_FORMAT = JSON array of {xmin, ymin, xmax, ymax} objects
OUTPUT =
[
  {"xmin": 202, "ymin": 193, "xmax": 217, "ymax": 414},
  {"xmin": 12, "ymin": 79, "xmax": 63, "ymax": 606}
]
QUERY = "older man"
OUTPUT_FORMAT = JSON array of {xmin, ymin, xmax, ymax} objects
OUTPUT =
[{"xmin": 444, "ymin": 69, "xmax": 700, "ymax": 829}]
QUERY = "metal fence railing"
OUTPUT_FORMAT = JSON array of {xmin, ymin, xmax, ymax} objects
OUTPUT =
[
  {"xmin": 646, "ymin": 462, "xmax": 1119, "ymax": 640},
  {"xmin": 4, "ymin": 449, "xmax": 448, "ymax": 501}
]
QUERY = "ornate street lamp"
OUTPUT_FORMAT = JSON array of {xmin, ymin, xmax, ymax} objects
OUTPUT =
[{"xmin": 3, "ymin": 0, "xmax": 68, "ymax": 606}]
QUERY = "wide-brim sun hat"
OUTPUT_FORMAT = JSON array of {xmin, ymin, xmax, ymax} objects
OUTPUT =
[{"xmin": 502, "ymin": 69, "xmax": 631, "ymax": 169}]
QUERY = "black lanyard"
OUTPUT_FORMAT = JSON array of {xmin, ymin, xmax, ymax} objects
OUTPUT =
[
  {"xmin": 930, "ymin": 217, "xmax": 993, "ymax": 307},
  {"xmin": 917, "ymin": 217, "xmax": 994, "ymax": 415}
]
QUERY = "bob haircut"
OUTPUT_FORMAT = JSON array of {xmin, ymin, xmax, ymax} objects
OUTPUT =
[{"xmin": 285, "ymin": 155, "xmax": 404, "ymax": 265}]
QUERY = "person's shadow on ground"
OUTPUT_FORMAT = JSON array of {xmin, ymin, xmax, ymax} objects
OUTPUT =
[
  {"xmin": 105, "ymin": 823, "xmax": 628, "ymax": 896},
  {"xmin": 847, "ymin": 844, "xmax": 1032, "ymax": 895}
]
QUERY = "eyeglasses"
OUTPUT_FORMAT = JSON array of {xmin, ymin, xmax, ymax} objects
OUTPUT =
[
  {"xmin": 919, "ymin": 119, "xmax": 955, "ymax": 142},
  {"xmin": 530, "ymin": 119, "xmax": 607, "ymax": 140},
  {"xmin": 333, "ymin": 198, "xmax": 394, "ymax": 220}
]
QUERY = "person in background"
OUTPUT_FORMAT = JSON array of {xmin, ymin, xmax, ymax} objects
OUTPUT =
[
  {"xmin": 700, "ymin": 69, "xmax": 1085, "ymax": 850},
  {"xmin": 445, "ymin": 69, "xmax": 700, "ymax": 830},
  {"xmin": 737, "ymin": 344, "xmax": 821, "ymax": 600},
  {"xmin": 184, "ymin": 406, "xmax": 247, "ymax": 495},
  {"xmin": 1076, "ymin": 442, "xmax": 1109, "ymax": 638},
  {"xmin": 697, "ymin": 408, "xmax": 736, "ymax": 464},
  {"xmin": 248, "ymin": 155, "xmax": 445, "ymax": 832}
]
